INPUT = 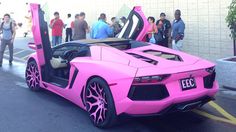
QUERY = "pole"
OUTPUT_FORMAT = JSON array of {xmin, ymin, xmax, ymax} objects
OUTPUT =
[
  {"xmin": 234, "ymin": 39, "xmax": 236, "ymax": 56},
  {"xmin": 234, "ymin": 23, "xmax": 236, "ymax": 56}
]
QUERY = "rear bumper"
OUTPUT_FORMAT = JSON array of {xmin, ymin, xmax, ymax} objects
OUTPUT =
[
  {"xmin": 121, "ymin": 96, "xmax": 214, "ymax": 117},
  {"xmin": 115, "ymin": 82, "xmax": 218, "ymax": 115}
]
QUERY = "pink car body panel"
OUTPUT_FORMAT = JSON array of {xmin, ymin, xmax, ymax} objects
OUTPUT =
[
  {"xmin": 132, "ymin": 6, "xmax": 149, "ymax": 41},
  {"xmin": 27, "ymin": 3, "xmax": 218, "ymax": 117},
  {"xmin": 30, "ymin": 4, "xmax": 45, "ymax": 66}
]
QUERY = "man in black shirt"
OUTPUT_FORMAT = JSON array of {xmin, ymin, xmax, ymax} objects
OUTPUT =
[{"xmin": 156, "ymin": 13, "xmax": 171, "ymax": 47}]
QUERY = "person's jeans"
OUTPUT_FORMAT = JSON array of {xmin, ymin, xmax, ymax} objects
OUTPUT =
[
  {"xmin": 52, "ymin": 36, "xmax": 62, "ymax": 47},
  {"xmin": 0, "ymin": 39, "xmax": 13, "ymax": 64},
  {"xmin": 172, "ymin": 40, "xmax": 183, "ymax": 51},
  {"xmin": 158, "ymin": 37, "xmax": 169, "ymax": 48},
  {"xmin": 65, "ymin": 28, "xmax": 72, "ymax": 42}
]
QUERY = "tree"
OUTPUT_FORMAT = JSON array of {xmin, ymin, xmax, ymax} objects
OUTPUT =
[{"xmin": 226, "ymin": 0, "xmax": 236, "ymax": 55}]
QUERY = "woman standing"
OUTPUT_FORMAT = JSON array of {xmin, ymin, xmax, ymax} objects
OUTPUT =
[{"xmin": 146, "ymin": 16, "xmax": 157, "ymax": 43}]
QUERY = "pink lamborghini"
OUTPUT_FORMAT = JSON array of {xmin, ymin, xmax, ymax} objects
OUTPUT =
[{"xmin": 25, "ymin": 4, "xmax": 218, "ymax": 128}]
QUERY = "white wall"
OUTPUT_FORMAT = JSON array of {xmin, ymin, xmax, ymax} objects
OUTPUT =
[
  {"xmin": 0, "ymin": 0, "xmax": 233, "ymax": 61},
  {"xmin": 44, "ymin": 0, "xmax": 235, "ymax": 61}
]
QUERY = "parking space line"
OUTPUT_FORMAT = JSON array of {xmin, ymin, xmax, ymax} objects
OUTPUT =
[
  {"xmin": 21, "ymin": 55, "xmax": 29, "ymax": 60},
  {"xmin": 193, "ymin": 109, "xmax": 236, "ymax": 125},
  {"xmin": 13, "ymin": 50, "xmax": 26, "ymax": 55},
  {"xmin": 193, "ymin": 101, "xmax": 236, "ymax": 126},
  {"xmin": 208, "ymin": 101, "xmax": 236, "ymax": 122}
]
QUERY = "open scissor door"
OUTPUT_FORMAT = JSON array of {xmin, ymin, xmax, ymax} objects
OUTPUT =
[
  {"xmin": 117, "ymin": 6, "xmax": 149, "ymax": 41},
  {"xmin": 30, "ymin": 3, "xmax": 52, "ymax": 81}
]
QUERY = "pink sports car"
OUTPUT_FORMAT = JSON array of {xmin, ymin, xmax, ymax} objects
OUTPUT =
[{"xmin": 25, "ymin": 4, "xmax": 218, "ymax": 128}]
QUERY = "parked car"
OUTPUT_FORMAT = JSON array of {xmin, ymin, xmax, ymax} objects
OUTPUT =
[{"xmin": 25, "ymin": 3, "xmax": 218, "ymax": 128}]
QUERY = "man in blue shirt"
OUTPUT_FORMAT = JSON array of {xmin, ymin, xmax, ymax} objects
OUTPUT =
[
  {"xmin": 91, "ymin": 13, "xmax": 113, "ymax": 39},
  {"xmin": 172, "ymin": 9, "xmax": 185, "ymax": 51}
]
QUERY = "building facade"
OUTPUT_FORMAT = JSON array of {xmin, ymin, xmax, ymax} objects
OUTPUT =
[
  {"xmin": 1, "ymin": 0, "xmax": 234, "ymax": 61},
  {"xmin": 48, "ymin": 0, "xmax": 235, "ymax": 61}
]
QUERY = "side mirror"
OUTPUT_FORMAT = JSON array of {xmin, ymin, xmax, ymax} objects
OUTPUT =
[{"xmin": 28, "ymin": 42, "xmax": 36, "ymax": 50}]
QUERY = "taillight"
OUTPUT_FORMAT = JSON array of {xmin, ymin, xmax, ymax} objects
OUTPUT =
[
  {"xmin": 133, "ymin": 74, "xmax": 170, "ymax": 84},
  {"xmin": 205, "ymin": 67, "xmax": 215, "ymax": 74},
  {"xmin": 204, "ymin": 67, "xmax": 216, "ymax": 89}
]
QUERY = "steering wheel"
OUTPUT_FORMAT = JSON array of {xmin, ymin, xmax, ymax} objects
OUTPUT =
[{"xmin": 62, "ymin": 50, "xmax": 78, "ymax": 62}]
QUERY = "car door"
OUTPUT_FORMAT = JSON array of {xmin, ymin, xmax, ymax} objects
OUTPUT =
[
  {"xmin": 30, "ymin": 3, "xmax": 53, "ymax": 82},
  {"xmin": 117, "ymin": 6, "xmax": 149, "ymax": 41}
]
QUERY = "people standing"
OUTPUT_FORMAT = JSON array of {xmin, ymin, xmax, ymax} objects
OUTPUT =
[
  {"xmin": 50, "ymin": 12, "xmax": 64, "ymax": 46},
  {"xmin": 65, "ymin": 13, "xmax": 73, "ymax": 42},
  {"xmin": 90, "ymin": 13, "xmax": 113, "ymax": 39},
  {"xmin": 146, "ymin": 16, "xmax": 158, "ymax": 43},
  {"xmin": 71, "ymin": 12, "xmax": 89, "ymax": 40},
  {"xmin": 120, "ymin": 16, "xmax": 127, "ymax": 27},
  {"xmin": 0, "ymin": 14, "xmax": 16, "ymax": 67},
  {"xmin": 172, "ymin": 10, "xmax": 185, "ymax": 51},
  {"xmin": 111, "ymin": 17, "xmax": 122, "ymax": 37},
  {"xmin": 156, "ymin": 13, "xmax": 171, "ymax": 47}
]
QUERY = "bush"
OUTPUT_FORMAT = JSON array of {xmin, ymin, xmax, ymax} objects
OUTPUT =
[{"xmin": 226, "ymin": 0, "xmax": 236, "ymax": 39}]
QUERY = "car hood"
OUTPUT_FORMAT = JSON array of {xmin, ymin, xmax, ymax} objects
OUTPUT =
[
  {"xmin": 124, "ymin": 44, "xmax": 215, "ymax": 76},
  {"xmin": 126, "ymin": 44, "xmax": 202, "ymax": 69},
  {"xmin": 135, "ymin": 59, "xmax": 215, "ymax": 77},
  {"xmin": 91, "ymin": 45, "xmax": 214, "ymax": 74}
]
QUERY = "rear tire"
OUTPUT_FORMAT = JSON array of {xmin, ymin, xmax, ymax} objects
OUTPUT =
[
  {"xmin": 25, "ymin": 60, "xmax": 41, "ymax": 91},
  {"xmin": 85, "ymin": 77, "xmax": 117, "ymax": 128}
]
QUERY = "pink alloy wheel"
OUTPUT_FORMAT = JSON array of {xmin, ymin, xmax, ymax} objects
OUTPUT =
[
  {"xmin": 86, "ymin": 82, "xmax": 108, "ymax": 124},
  {"xmin": 26, "ymin": 62, "xmax": 40, "ymax": 88}
]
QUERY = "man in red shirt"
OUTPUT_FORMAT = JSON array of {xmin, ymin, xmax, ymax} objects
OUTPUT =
[{"xmin": 50, "ymin": 12, "xmax": 64, "ymax": 46}]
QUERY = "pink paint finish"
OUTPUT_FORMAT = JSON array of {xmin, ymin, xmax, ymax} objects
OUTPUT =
[
  {"xmin": 86, "ymin": 82, "xmax": 108, "ymax": 124},
  {"xmin": 133, "ymin": 6, "xmax": 149, "ymax": 41},
  {"xmin": 30, "ymin": 3, "xmax": 45, "ymax": 66},
  {"xmin": 29, "ymin": 44, "xmax": 219, "ymax": 115}
]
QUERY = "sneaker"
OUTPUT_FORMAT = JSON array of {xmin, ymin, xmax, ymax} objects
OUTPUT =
[{"xmin": 9, "ymin": 62, "xmax": 12, "ymax": 66}]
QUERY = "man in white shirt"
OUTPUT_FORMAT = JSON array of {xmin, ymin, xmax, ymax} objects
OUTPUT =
[{"xmin": 65, "ymin": 14, "xmax": 73, "ymax": 42}]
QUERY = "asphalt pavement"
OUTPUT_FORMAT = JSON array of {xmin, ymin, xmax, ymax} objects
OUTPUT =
[
  {"xmin": 0, "ymin": 37, "xmax": 236, "ymax": 132},
  {"xmin": 2, "ymin": 37, "xmax": 34, "ymax": 62},
  {"xmin": 0, "ymin": 59, "xmax": 236, "ymax": 132}
]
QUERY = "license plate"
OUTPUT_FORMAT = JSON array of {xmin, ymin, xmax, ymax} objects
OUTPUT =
[{"xmin": 180, "ymin": 78, "xmax": 197, "ymax": 90}]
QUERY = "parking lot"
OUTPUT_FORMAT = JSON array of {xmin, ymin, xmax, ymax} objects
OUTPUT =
[
  {"xmin": 2, "ymin": 37, "xmax": 34, "ymax": 62},
  {"xmin": 0, "ymin": 57, "xmax": 236, "ymax": 132}
]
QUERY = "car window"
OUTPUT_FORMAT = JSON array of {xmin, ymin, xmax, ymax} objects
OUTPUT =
[
  {"xmin": 52, "ymin": 44, "xmax": 80, "ymax": 57},
  {"xmin": 118, "ymin": 12, "xmax": 143, "ymax": 40},
  {"xmin": 54, "ymin": 45, "xmax": 80, "ymax": 51},
  {"xmin": 129, "ymin": 15, "xmax": 139, "ymax": 38}
]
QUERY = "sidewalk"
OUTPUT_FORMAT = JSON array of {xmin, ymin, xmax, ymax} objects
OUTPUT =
[
  {"xmin": 3, "ymin": 47, "xmax": 34, "ymax": 62},
  {"xmin": 2, "ymin": 37, "xmax": 35, "ymax": 62}
]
